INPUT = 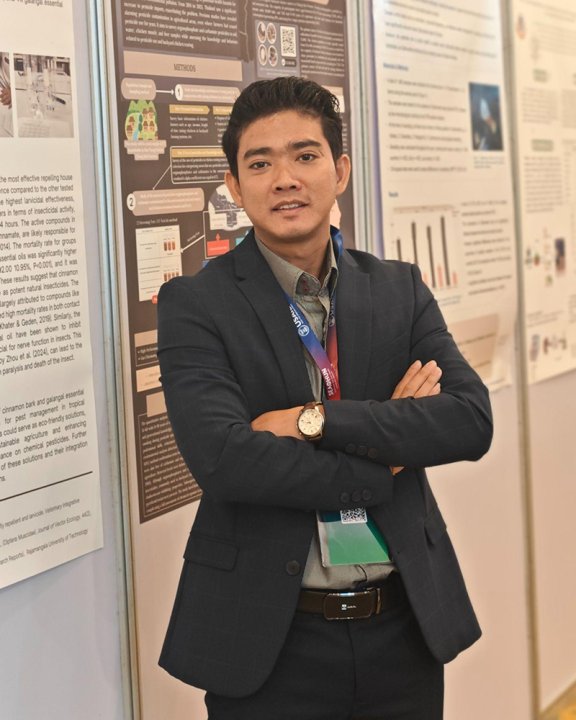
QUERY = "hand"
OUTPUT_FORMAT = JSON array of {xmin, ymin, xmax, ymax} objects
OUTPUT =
[
  {"xmin": 392, "ymin": 359, "xmax": 442, "ymax": 400},
  {"xmin": 251, "ymin": 406, "xmax": 305, "ymax": 439},
  {"xmin": 390, "ymin": 360, "xmax": 442, "ymax": 475}
]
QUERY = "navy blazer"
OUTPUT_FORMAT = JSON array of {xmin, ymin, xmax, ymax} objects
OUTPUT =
[{"xmin": 157, "ymin": 231, "xmax": 493, "ymax": 697}]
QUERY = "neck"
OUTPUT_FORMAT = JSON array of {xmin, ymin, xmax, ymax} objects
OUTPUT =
[{"xmin": 259, "ymin": 236, "xmax": 330, "ymax": 281}]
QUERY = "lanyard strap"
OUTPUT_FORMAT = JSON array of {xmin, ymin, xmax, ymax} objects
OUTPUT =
[{"xmin": 283, "ymin": 228, "xmax": 343, "ymax": 400}]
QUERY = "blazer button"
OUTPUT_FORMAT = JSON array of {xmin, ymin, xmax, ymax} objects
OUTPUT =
[
  {"xmin": 362, "ymin": 489, "xmax": 373, "ymax": 502},
  {"xmin": 357, "ymin": 445, "xmax": 368, "ymax": 456},
  {"xmin": 340, "ymin": 492, "xmax": 350, "ymax": 504},
  {"xmin": 352, "ymin": 490, "xmax": 362, "ymax": 503},
  {"xmin": 286, "ymin": 561, "xmax": 301, "ymax": 576},
  {"xmin": 345, "ymin": 443, "xmax": 356, "ymax": 454},
  {"xmin": 367, "ymin": 448, "xmax": 379, "ymax": 459}
]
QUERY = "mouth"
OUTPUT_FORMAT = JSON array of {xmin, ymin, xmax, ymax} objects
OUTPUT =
[{"xmin": 272, "ymin": 201, "xmax": 307, "ymax": 212}]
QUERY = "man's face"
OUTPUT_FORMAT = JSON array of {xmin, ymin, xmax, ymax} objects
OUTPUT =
[{"xmin": 225, "ymin": 110, "xmax": 350, "ymax": 253}]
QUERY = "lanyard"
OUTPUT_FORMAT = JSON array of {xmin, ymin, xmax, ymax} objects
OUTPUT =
[{"xmin": 283, "ymin": 228, "xmax": 343, "ymax": 400}]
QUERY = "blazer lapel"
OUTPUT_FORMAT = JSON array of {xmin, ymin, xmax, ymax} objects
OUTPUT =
[
  {"xmin": 336, "ymin": 250, "xmax": 372, "ymax": 400},
  {"xmin": 232, "ymin": 232, "xmax": 314, "ymax": 407}
]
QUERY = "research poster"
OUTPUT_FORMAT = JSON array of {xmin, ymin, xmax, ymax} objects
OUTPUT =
[
  {"xmin": 0, "ymin": 0, "xmax": 102, "ymax": 589},
  {"xmin": 105, "ymin": 1, "xmax": 354, "ymax": 716},
  {"xmin": 372, "ymin": 0, "xmax": 518, "ymax": 390},
  {"xmin": 511, "ymin": 0, "xmax": 576, "ymax": 383},
  {"xmin": 107, "ymin": 0, "xmax": 354, "ymax": 524}
]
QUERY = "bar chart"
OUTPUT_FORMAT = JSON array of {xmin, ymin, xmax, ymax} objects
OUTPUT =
[{"xmin": 388, "ymin": 206, "xmax": 460, "ymax": 291}]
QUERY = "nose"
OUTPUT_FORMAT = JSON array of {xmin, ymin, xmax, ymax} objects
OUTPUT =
[{"xmin": 273, "ymin": 161, "xmax": 301, "ymax": 191}]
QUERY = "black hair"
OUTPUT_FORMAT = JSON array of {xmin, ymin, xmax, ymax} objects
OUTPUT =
[{"xmin": 222, "ymin": 77, "xmax": 343, "ymax": 178}]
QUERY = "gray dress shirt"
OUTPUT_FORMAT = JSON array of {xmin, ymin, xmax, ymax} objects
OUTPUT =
[{"xmin": 255, "ymin": 236, "xmax": 394, "ymax": 589}]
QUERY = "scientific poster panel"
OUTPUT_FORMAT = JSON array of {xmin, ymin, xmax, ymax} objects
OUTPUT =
[
  {"xmin": 372, "ymin": 0, "xmax": 517, "ymax": 391},
  {"xmin": 107, "ymin": 0, "xmax": 354, "ymax": 523},
  {"xmin": 511, "ymin": 0, "xmax": 576, "ymax": 383},
  {"xmin": 0, "ymin": 0, "xmax": 102, "ymax": 589},
  {"xmin": 104, "ymin": 1, "xmax": 354, "ymax": 716}
]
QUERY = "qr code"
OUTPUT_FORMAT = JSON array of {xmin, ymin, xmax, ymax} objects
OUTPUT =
[
  {"xmin": 340, "ymin": 508, "xmax": 368, "ymax": 524},
  {"xmin": 280, "ymin": 25, "xmax": 297, "ymax": 57}
]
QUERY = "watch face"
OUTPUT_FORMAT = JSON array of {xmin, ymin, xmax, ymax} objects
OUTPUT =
[{"xmin": 299, "ymin": 408, "xmax": 323, "ymax": 437}]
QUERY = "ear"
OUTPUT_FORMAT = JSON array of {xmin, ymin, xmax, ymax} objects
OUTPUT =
[
  {"xmin": 225, "ymin": 170, "xmax": 243, "ymax": 207},
  {"xmin": 334, "ymin": 154, "xmax": 351, "ymax": 197}
]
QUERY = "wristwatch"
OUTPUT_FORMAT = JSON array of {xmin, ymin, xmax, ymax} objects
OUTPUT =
[{"xmin": 297, "ymin": 402, "xmax": 325, "ymax": 441}]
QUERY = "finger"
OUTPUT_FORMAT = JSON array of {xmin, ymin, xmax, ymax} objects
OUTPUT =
[
  {"xmin": 401, "ymin": 360, "xmax": 439, "ymax": 397},
  {"xmin": 412, "ymin": 364, "xmax": 442, "ymax": 397},
  {"xmin": 414, "ymin": 381, "xmax": 441, "ymax": 399},
  {"xmin": 391, "ymin": 360, "xmax": 422, "ymax": 399},
  {"xmin": 413, "ymin": 367, "xmax": 442, "ymax": 398}
]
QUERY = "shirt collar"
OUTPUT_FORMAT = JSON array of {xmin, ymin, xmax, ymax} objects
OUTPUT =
[{"xmin": 255, "ymin": 235, "xmax": 338, "ymax": 299}]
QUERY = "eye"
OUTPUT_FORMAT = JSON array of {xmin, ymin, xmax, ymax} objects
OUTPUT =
[
  {"xmin": 248, "ymin": 160, "xmax": 269, "ymax": 170},
  {"xmin": 298, "ymin": 153, "xmax": 316, "ymax": 162}
]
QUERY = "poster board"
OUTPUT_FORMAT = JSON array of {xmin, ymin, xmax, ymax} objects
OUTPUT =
[
  {"xmin": 510, "ymin": 0, "xmax": 576, "ymax": 384},
  {"xmin": 0, "ymin": 0, "xmax": 103, "ymax": 590},
  {"xmin": 509, "ymin": 4, "xmax": 576, "ymax": 714},
  {"xmin": 102, "ymin": 1, "xmax": 356, "ymax": 716},
  {"xmin": 371, "ymin": 0, "xmax": 518, "ymax": 391}
]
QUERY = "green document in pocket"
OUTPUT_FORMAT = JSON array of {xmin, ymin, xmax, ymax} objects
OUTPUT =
[{"xmin": 317, "ymin": 508, "xmax": 391, "ymax": 567}]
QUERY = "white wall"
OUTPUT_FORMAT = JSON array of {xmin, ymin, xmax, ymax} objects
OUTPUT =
[
  {"xmin": 432, "ymin": 386, "xmax": 533, "ymax": 719},
  {"xmin": 528, "ymin": 373, "xmax": 576, "ymax": 709}
]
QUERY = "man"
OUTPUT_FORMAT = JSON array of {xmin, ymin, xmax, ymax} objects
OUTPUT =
[{"xmin": 157, "ymin": 77, "xmax": 493, "ymax": 719}]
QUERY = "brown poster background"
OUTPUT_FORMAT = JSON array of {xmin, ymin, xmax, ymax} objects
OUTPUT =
[{"xmin": 109, "ymin": 0, "xmax": 354, "ymax": 522}]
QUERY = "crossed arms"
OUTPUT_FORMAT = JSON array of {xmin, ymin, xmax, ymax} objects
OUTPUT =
[
  {"xmin": 157, "ymin": 262, "xmax": 492, "ymax": 512},
  {"xmin": 251, "ymin": 359, "xmax": 443, "ymax": 475},
  {"xmin": 251, "ymin": 358, "xmax": 442, "ymax": 439}
]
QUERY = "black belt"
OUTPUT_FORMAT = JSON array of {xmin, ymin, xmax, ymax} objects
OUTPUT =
[{"xmin": 297, "ymin": 572, "xmax": 406, "ymax": 621}]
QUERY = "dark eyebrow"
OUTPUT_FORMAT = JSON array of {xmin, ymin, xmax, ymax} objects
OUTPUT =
[
  {"xmin": 243, "ymin": 146, "xmax": 272, "ymax": 161},
  {"xmin": 290, "ymin": 139, "xmax": 323, "ymax": 151},
  {"xmin": 242, "ymin": 139, "xmax": 323, "ymax": 162}
]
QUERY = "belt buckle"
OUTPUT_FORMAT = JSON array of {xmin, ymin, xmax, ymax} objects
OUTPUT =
[{"xmin": 323, "ymin": 590, "xmax": 375, "ymax": 621}]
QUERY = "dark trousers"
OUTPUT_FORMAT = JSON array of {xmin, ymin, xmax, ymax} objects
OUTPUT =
[{"xmin": 205, "ymin": 595, "xmax": 444, "ymax": 720}]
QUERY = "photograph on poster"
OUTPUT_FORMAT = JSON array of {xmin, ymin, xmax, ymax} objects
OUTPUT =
[
  {"xmin": 469, "ymin": 83, "xmax": 504, "ymax": 151},
  {"xmin": 523, "ymin": 218, "xmax": 571, "ymax": 377},
  {"xmin": 12, "ymin": 54, "xmax": 73, "ymax": 138},
  {"xmin": 125, "ymin": 99, "xmax": 159, "ymax": 141},
  {"xmin": 0, "ymin": 51, "xmax": 13, "ymax": 137},
  {"xmin": 254, "ymin": 18, "xmax": 299, "ymax": 78}
]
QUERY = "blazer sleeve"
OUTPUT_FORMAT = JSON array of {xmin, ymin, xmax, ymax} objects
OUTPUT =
[
  {"xmin": 320, "ymin": 264, "xmax": 493, "ymax": 468},
  {"xmin": 157, "ymin": 276, "xmax": 395, "ymax": 512}
]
